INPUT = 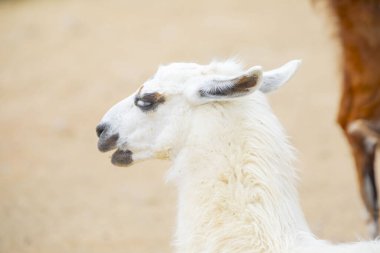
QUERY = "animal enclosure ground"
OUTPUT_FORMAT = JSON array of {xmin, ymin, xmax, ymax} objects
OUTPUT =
[{"xmin": 0, "ymin": 0, "xmax": 376, "ymax": 252}]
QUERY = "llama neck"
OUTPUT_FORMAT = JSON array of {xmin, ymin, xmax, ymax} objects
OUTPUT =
[{"xmin": 168, "ymin": 95, "xmax": 312, "ymax": 253}]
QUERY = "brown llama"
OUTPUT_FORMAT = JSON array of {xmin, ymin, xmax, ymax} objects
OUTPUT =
[{"xmin": 325, "ymin": 0, "xmax": 380, "ymax": 238}]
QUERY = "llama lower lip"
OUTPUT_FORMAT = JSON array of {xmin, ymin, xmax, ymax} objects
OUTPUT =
[{"xmin": 111, "ymin": 149, "xmax": 133, "ymax": 166}]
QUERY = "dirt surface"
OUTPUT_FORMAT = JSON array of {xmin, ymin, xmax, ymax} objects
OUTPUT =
[{"xmin": 0, "ymin": 0, "xmax": 375, "ymax": 252}]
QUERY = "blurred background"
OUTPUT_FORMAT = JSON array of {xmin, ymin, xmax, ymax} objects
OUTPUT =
[{"xmin": 0, "ymin": 0, "xmax": 373, "ymax": 252}]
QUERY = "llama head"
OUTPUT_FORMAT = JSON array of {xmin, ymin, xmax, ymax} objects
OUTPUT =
[{"xmin": 96, "ymin": 60, "xmax": 301, "ymax": 167}]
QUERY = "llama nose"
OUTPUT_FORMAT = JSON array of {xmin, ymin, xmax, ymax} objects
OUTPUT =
[
  {"xmin": 96, "ymin": 123, "xmax": 107, "ymax": 138},
  {"xmin": 96, "ymin": 123, "xmax": 119, "ymax": 152}
]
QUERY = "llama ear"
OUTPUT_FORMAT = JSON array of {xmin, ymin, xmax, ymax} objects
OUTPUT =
[
  {"xmin": 191, "ymin": 66, "xmax": 263, "ymax": 103},
  {"xmin": 260, "ymin": 60, "xmax": 301, "ymax": 93}
]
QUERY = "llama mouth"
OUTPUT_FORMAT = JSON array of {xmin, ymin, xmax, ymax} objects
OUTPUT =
[{"xmin": 111, "ymin": 149, "xmax": 133, "ymax": 166}]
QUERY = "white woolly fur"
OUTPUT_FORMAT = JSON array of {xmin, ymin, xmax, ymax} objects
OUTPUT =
[{"xmin": 98, "ymin": 60, "xmax": 380, "ymax": 253}]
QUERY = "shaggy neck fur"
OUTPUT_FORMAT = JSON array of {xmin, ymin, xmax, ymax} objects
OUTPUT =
[
  {"xmin": 167, "ymin": 92, "xmax": 379, "ymax": 253},
  {"xmin": 168, "ymin": 93, "xmax": 312, "ymax": 253}
]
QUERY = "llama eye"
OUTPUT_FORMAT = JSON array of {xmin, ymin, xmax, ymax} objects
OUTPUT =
[
  {"xmin": 137, "ymin": 100, "xmax": 152, "ymax": 107},
  {"xmin": 134, "ymin": 92, "xmax": 165, "ymax": 112},
  {"xmin": 134, "ymin": 97, "xmax": 155, "ymax": 111}
]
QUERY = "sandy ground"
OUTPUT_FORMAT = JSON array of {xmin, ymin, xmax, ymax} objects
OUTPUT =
[{"xmin": 0, "ymin": 0, "xmax": 376, "ymax": 252}]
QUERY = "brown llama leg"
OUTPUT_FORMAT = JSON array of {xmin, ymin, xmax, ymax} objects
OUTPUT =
[
  {"xmin": 327, "ymin": 0, "xmax": 380, "ymax": 238},
  {"xmin": 345, "ymin": 119, "xmax": 379, "ymax": 238}
]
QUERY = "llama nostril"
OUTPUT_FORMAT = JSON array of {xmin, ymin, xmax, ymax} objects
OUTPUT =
[{"xmin": 96, "ymin": 123, "xmax": 108, "ymax": 138}]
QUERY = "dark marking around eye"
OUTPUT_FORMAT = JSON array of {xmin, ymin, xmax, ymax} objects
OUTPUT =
[{"xmin": 134, "ymin": 92, "xmax": 166, "ymax": 112}]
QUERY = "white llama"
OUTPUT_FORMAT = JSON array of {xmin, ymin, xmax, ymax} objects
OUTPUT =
[{"xmin": 96, "ymin": 60, "xmax": 380, "ymax": 253}]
